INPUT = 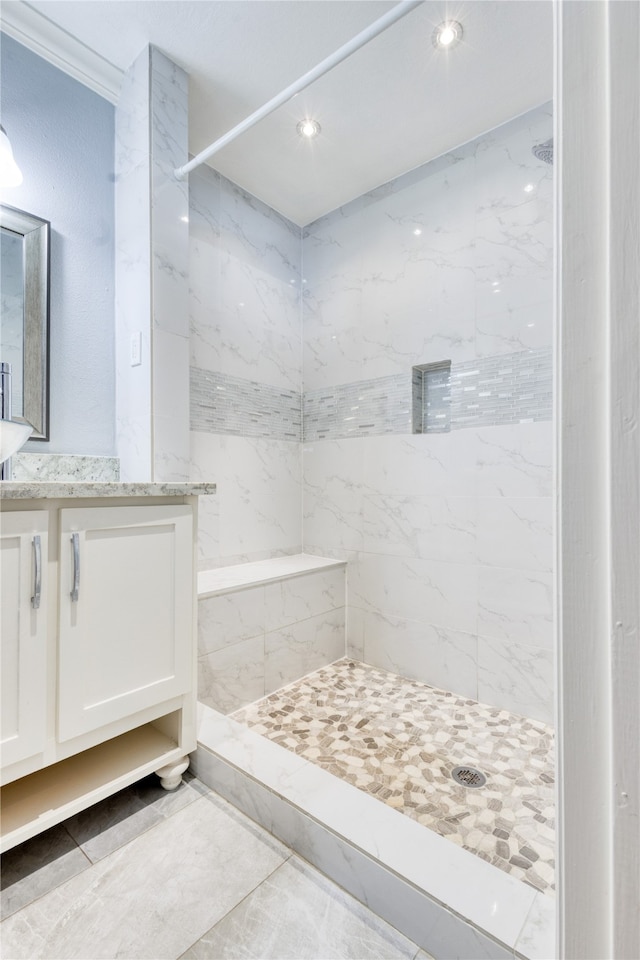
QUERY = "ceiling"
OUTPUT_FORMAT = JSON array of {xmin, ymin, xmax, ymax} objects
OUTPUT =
[{"xmin": 2, "ymin": 1, "xmax": 553, "ymax": 225}]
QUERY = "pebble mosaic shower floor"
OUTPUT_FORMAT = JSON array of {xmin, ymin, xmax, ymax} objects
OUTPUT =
[{"xmin": 234, "ymin": 659, "xmax": 555, "ymax": 895}]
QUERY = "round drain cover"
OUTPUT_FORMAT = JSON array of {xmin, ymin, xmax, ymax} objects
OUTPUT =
[{"xmin": 451, "ymin": 765, "xmax": 486, "ymax": 788}]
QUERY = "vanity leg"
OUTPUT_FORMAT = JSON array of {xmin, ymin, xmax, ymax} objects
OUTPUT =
[{"xmin": 155, "ymin": 757, "xmax": 189, "ymax": 791}]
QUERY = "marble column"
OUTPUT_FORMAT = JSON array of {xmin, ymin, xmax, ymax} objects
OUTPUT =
[{"xmin": 115, "ymin": 45, "xmax": 189, "ymax": 481}]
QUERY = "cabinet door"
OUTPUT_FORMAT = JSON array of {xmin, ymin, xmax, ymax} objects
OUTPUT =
[
  {"xmin": 58, "ymin": 505, "xmax": 193, "ymax": 742},
  {"xmin": 1, "ymin": 512, "xmax": 48, "ymax": 769}
]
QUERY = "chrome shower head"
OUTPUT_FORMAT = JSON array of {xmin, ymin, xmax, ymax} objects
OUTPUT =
[{"xmin": 532, "ymin": 138, "xmax": 553, "ymax": 165}]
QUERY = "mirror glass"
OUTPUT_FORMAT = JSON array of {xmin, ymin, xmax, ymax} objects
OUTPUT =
[{"xmin": 0, "ymin": 204, "xmax": 50, "ymax": 439}]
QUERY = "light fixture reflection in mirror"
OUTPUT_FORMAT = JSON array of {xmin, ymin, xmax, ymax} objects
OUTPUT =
[{"xmin": 0, "ymin": 125, "xmax": 23, "ymax": 188}]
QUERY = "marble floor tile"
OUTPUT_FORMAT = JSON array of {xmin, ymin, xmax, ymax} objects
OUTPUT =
[
  {"xmin": 179, "ymin": 855, "xmax": 419, "ymax": 960},
  {"xmin": 0, "ymin": 793, "xmax": 289, "ymax": 959},
  {"xmin": 63, "ymin": 772, "xmax": 209, "ymax": 863},
  {"xmin": 234, "ymin": 659, "xmax": 555, "ymax": 895},
  {"xmin": 0, "ymin": 823, "xmax": 90, "ymax": 920}
]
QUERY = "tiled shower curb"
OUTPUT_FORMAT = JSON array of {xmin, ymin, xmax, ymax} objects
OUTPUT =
[{"xmin": 192, "ymin": 704, "xmax": 554, "ymax": 960}]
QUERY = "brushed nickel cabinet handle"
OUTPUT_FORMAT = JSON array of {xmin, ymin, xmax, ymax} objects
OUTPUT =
[
  {"xmin": 31, "ymin": 535, "xmax": 41, "ymax": 609},
  {"xmin": 70, "ymin": 533, "xmax": 80, "ymax": 602}
]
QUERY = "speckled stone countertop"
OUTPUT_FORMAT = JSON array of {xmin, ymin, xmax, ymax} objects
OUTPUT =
[{"xmin": 0, "ymin": 481, "xmax": 217, "ymax": 500}]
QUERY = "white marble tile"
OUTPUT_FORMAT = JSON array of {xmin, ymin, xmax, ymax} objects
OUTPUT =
[
  {"xmin": 362, "ymin": 434, "xmax": 478, "ymax": 499},
  {"xmin": 194, "ymin": 492, "xmax": 220, "ymax": 571},
  {"xmin": 153, "ymin": 330, "xmax": 190, "ymax": 419},
  {"xmin": 474, "ymin": 197, "xmax": 553, "ymax": 287},
  {"xmin": 349, "ymin": 553, "xmax": 478, "ymax": 635},
  {"xmin": 264, "ymin": 608, "xmax": 346, "ymax": 695},
  {"xmin": 150, "ymin": 46, "xmax": 188, "ymax": 182},
  {"xmin": 476, "ymin": 298, "xmax": 553, "ymax": 358},
  {"xmin": 475, "ymin": 105, "xmax": 553, "ymax": 220},
  {"xmin": 153, "ymin": 413, "xmax": 190, "ymax": 482},
  {"xmin": 182, "ymin": 855, "xmax": 419, "ymax": 960},
  {"xmin": 188, "ymin": 165, "xmax": 220, "ymax": 245},
  {"xmin": 422, "ymin": 912, "xmax": 513, "ymax": 960},
  {"xmin": 191, "ymin": 432, "xmax": 301, "ymax": 505},
  {"xmin": 197, "ymin": 554, "xmax": 344, "ymax": 596},
  {"xmin": 515, "ymin": 890, "xmax": 556, "ymax": 960},
  {"xmin": 360, "ymin": 608, "xmax": 478, "ymax": 700},
  {"xmin": 0, "ymin": 795, "xmax": 288, "ymax": 960},
  {"xmin": 346, "ymin": 603, "xmax": 366, "ymax": 661},
  {"xmin": 190, "ymin": 168, "xmax": 302, "ymax": 391},
  {"xmin": 362, "ymin": 494, "xmax": 477, "ymax": 563},
  {"xmin": 475, "ymin": 422, "xmax": 553, "ymax": 498},
  {"xmin": 198, "ymin": 636, "xmax": 265, "ymax": 714},
  {"xmin": 190, "ymin": 433, "xmax": 302, "ymax": 563},
  {"xmin": 198, "ymin": 586, "xmax": 265, "ymax": 655},
  {"xmin": 478, "ymin": 566, "xmax": 553, "ymax": 648},
  {"xmin": 265, "ymin": 568, "xmax": 345, "ymax": 631},
  {"xmin": 115, "ymin": 143, "xmax": 152, "ymax": 482},
  {"xmin": 477, "ymin": 497, "xmax": 553, "ymax": 572},
  {"xmin": 219, "ymin": 490, "xmax": 302, "ymax": 561},
  {"xmin": 476, "ymin": 273, "xmax": 553, "ymax": 324},
  {"xmin": 477, "ymin": 635, "xmax": 554, "ymax": 725},
  {"xmin": 114, "ymin": 46, "xmax": 150, "ymax": 180},
  {"xmin": 303, "ymin": 440, "xmax": 366, "ymax": 554}
]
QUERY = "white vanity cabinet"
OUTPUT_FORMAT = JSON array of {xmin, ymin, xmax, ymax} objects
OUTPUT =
[
  {"xmin": 0, "ymin": 484, "xmax": 213, "ymax": 854},
  {"xmin": 57, "ymin": 505, "xmax": 192, "ymax": 742},
  {"xmin": 0, "ymin": 511, "xmax": 48, "ymax": 769}
]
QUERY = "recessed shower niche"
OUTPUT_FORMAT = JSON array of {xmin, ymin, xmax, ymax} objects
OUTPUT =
[{"xmin": 411, "ymin": 360, "xmax": 451, "ymax": 434}]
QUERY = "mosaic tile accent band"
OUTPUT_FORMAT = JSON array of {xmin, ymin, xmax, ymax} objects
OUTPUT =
[
  {"xmin": 234, "ymin": 658, "xmax": 556, "ymax": 895},
  {"xmin": 304, "ymin": 374, "xmax": 412, "ymax": 441},
  {"xmin": 191, "ymin": 367, "xmax": 302, "ymax": 442},
  {"xmin": 303, "ymin": 347, "xmax": 552, "ymax": 441}
]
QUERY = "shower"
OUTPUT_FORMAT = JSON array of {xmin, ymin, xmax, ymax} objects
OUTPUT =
[{"xmin": 532, "ymin": 137, "xmax": 554, "ymax": 163}]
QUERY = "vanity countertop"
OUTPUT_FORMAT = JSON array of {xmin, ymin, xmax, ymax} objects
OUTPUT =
[{"xmin": 0, "ymin": 481, "xmax": 217, "ymax": 500}]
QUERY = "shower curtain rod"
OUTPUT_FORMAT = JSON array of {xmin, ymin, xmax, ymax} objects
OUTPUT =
[{"xmin": 174, "ymin": 0, "xmax": 424, "ymax": 180}]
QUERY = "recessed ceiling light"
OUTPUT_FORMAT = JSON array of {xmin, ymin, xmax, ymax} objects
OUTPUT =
[
  {"xmin": 524, "ymin": 183, "xmax": 535, "ymax": 193},
  {"xmin": 432, "ymin": 20, "xmax": 463, "ymax": 50},
  {"xmin": 413, "ymin": 227, "xmax": 422, "ymax": 236},
  {"xmin": 297, "ymin": 119, "xmax": 321, "ymax": 139}
]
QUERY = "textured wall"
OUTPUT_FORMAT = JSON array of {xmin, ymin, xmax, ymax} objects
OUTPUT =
[
  {"xmin": 302, "ymin": 105, "xmax": 554, "ymax": 724},
  {"xmin": 189, "ymin": 166, "xmax": 303, "ymax": 568},
  {"xmin": 0, "ymin": 34, "xmax": 115, "ymax": 455}
]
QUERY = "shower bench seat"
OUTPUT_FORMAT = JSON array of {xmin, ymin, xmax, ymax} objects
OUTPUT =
[{"xmin": 197, "ymin": 554, "xmax": 347, "ymax": 715}]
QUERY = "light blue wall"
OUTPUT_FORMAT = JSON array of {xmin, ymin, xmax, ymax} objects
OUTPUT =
[{"xmin": 1, "ymin": 34, "xmax": 115, "ymax": 455}]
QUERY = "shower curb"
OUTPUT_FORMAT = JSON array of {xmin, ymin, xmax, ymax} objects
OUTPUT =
[{"xmin": 192, "ymin": 704, "xmax": 554, "ymax": 960}]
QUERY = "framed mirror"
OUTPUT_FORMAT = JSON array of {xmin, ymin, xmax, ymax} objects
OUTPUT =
[{"xmin": 0, "ymin": 203, "xmax": 50, "ymax": 439}]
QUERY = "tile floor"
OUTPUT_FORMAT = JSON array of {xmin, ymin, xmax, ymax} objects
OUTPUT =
[
  {"xmin": 0, "ymin": 772, "xmax": 430, "ymax": 960},
  {"xmin": 234, "ymin": 659, "xmax": 556, "ymax": 895}
]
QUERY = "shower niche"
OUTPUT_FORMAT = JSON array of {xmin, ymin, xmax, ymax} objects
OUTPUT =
[{"xmin": 411, "ymin": 360, "xmax": 451, "ymax": 434}]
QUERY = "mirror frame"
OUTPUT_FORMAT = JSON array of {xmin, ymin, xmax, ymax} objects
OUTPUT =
[{"xmin": 1, "ymin": 203, "xmax": 50, "ymax": 440}]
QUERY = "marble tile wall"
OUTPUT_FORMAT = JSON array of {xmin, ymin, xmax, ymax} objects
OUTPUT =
[
  {"xmin": 115, "ymin": 47, "xmax": 153, "ymax": 480},
  {"xmin": 115, "ymin": 46, "xmax": 189, "ymax": 483},
  {"xmin": 189, "ymin": 164, "xmax": 303, "ymax": 566},
  {"xmin": 302, "ymin": 105, "xmax": 554, "ymax": 724},
  {"xmin": 150, "ymin": 48, "xmax": 190, "ymax": 482},
  {"xmin": 198, "ymin": 567, "xmax": 346, "ymax": 713}
]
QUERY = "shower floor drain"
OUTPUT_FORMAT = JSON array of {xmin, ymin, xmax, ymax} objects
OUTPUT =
[{"xmin": 451, "ymin": 765, "xmax": 487, "ymax": 788}]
